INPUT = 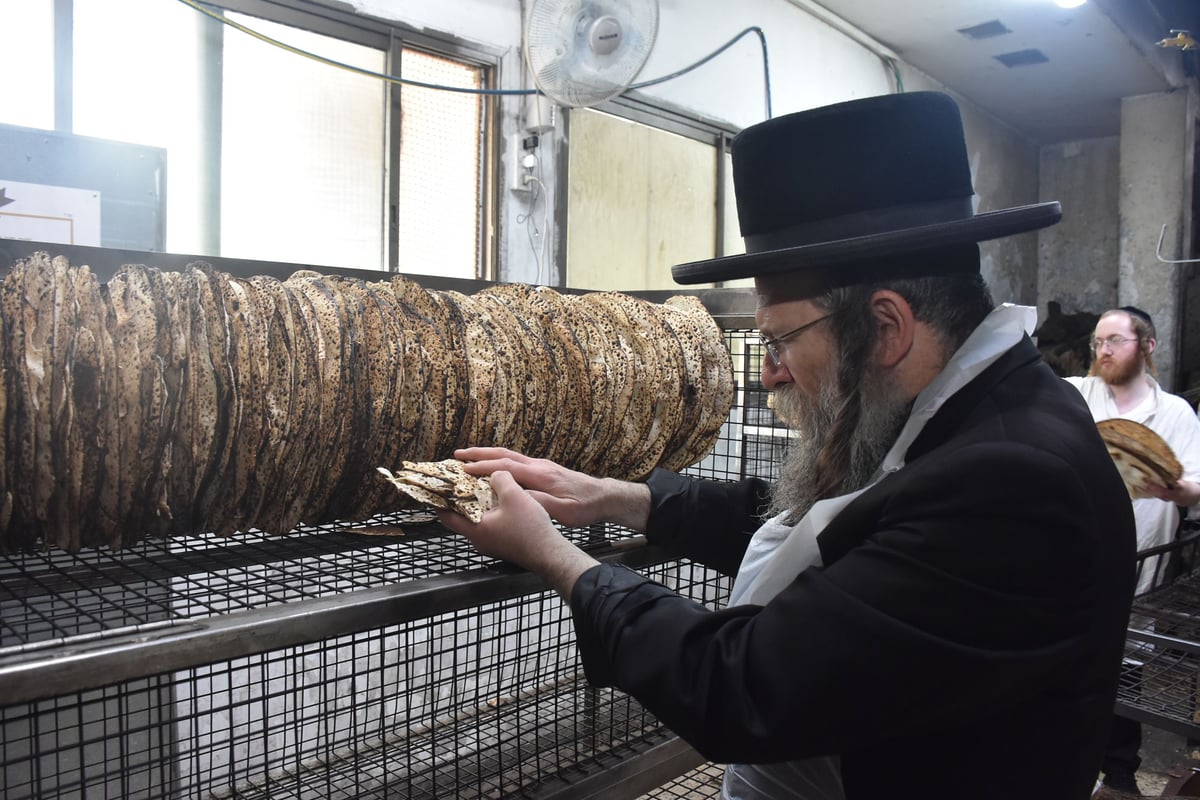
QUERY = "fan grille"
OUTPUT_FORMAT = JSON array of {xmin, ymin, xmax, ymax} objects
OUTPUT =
[{"xmin": 525, "ymin": 0, "xmax": 659, "ymax": 108}]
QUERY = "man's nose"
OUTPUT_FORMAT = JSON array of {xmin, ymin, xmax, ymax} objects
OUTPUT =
[{"xmin": 760, "ymin": 357, "xmax": 790, "ymax": 390}]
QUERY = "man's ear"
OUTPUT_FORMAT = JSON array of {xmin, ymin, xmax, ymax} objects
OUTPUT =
[
  {"xmin": 1145, "ymin": 337, "xmax": 1157, "ymax": 356},
  {"xmin": 870, "ymin": 289, "xmax": 915, "ymax": 368}
]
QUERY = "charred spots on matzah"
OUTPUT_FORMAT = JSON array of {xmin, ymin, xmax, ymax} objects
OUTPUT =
[{"xmin": 0, "ymin": 254, "xmax": 735, "ymax": 551}]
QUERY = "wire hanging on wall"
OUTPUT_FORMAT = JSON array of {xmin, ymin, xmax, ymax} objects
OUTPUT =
[
  {"xmin": 1156, "ymin": 224, "xmax": 1200, "ymax": 264},
  {"xmin": 175, "ymin": 0, "xmax": 773, "ymax": 118}
]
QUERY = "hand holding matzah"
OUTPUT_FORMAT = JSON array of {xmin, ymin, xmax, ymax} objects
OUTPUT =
[
  {"xmin": 376, "ymin": 460, "xmax": 495, "ymax": 522},
  {"xmin": 452, "ymin": 447, "xmax": 639, "ymax": 529},
  {"xmin": 434, "ymin": 468, "xmax": 600, "ymax": 596}
]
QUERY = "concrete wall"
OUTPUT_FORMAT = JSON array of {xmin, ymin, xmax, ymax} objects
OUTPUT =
[
  {"xmin": 1038, "ymin": 137, "xmax": 1121, "ymax": 318},
  {"xmin": 1119, "ymin": 90, "xmax": 1192, "ymax": 391},
  {"xmin": 960, "ymin": 109, "xmax": 1042, "ymax": 306}
]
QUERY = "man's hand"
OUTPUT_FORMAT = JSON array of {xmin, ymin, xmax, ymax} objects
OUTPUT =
[
  {"xmin": 1144, "ymin": 477, "xmax": 1200, "ymax": 508},
  {"xmin": 453, "ymin": 447, "xmax": 651, "ymax": 532},
  {"xmin": 437, "ymin": 470, "xmax": 600, "ymax": 600}
]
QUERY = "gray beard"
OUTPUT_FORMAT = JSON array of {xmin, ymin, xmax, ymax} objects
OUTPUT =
[{"xmin": 767, "ymin": 363, "xmax": 914, "ymax": 523}]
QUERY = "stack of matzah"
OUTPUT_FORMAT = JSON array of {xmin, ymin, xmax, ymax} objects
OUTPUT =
[{"xmin": 0, "ymin": 253, "xmax": 734, "ymax": 551}]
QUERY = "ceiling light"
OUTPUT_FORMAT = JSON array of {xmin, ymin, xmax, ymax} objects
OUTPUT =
[{"xmin": 1054, "ymin": 0, "xmax": 1086, "ymax": 8}]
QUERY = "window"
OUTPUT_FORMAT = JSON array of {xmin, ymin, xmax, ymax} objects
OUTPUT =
[
  {"xmin": 564, "ymin": 101, "xmax": 746, "ymax": 291},
  {"xmin": 396, "ymin": 52, "xmax": 486, "ymax": 278},
  {"xmin": 219, "ymin": 12, "xmax": 386, "ymax": 270},
  {"xmin": 2, "ymin": 0, "xmax": 494, "ymax": 278},
  {"xmin": 0, "ymin": 4, "xmax": 55, "ymax": 131}
]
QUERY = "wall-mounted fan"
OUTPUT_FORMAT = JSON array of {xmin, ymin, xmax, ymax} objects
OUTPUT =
[{"xmin": 524, "ymin": 0, "xmax": 659, "ymax": 108}]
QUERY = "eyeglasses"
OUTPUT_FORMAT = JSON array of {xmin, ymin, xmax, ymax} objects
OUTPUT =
[
  {"xmin": 759, "ymin": 312, "xmax": 837, "ymax": 367},
  {"xmin": 1091, "ymin": 336, "xmax": 1138, "ymax": 352}
]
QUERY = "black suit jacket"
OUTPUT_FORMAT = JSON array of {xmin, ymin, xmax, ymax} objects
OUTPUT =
[{"xmin": 569, "ymin": 336, "xmax": 1136, "ymax": 799}]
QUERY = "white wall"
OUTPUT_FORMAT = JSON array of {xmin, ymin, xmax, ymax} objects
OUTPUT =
[{"xmin": 338, "ymin": 0, "xmax": 1042, "ymax": 292}]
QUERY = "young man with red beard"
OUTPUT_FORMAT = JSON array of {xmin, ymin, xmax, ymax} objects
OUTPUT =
[
  {"xmin": 439, "ymin": 92, "xmax": 1136, "ymax": 799},
  {"xmin": 1064, "ymin": 306, "xmax": 1200, "ymax": 798},
  {"xmin": 1065, "ymin": 307, "xmax": 1200, "ymax": 593}
]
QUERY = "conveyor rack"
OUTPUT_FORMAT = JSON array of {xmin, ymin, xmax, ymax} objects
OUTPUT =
[
  {"xmin": 0, "ymin": 239, "xmax": 770, "ymax": 798},
  {"xmin": 1117, "ymin": 524, "xmax": 1200, "ymax": 738},
  {"xmin": 0, "ymin": 517, "xmax": 733, "ymax": 799}
]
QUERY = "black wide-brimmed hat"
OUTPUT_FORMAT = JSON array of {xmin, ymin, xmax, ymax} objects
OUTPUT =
[{"xmin": 671, "ymin": 91, "xmax": 1061, "ymax": 285}]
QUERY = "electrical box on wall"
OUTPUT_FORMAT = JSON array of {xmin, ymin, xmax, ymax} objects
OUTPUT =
[
  {"xmin": 508, "ymin": 137, "xmax": 534, "ymax": 194},
  {"xmin": 522, "ymin": 95, "xmax": 555, "ymax": 133}
]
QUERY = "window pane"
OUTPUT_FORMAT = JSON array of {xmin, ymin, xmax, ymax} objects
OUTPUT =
[
  {"xmin": 0, "ymin": 3, "xmax": 54, "ymax": 130},
  {"xmin": 396, "ymin": 51, "xmax": 483, "ymax": 279},
  {"xmin": 222, "ymin": 12, "xmax": 385, "ymax": 270},
  {"xmin": 566, "ymin": 109, "xmax": 717, "ymax": 291},
  {"xmin": 73, "ymin": 0, "xmax": 204, "ymax": 253}
]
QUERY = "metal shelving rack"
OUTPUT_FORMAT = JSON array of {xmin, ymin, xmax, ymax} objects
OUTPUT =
[
  {"xmin": 1118, "ymin": 525, "xmax": 1200, "ymax": 740},
  {"xmin": 0, "ymin": 239, "xmax": 766, "ymax": 800}
]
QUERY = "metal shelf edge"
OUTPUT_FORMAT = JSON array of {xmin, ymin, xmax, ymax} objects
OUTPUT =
[{"xmin": 0, "ymin": 542, "xmax": 674, "ymax": 707}]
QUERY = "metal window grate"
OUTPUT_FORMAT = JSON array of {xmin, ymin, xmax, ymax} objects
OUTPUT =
[{"xmin": 0, "ymin": 324, "xmax": 775, "ymax": 799}]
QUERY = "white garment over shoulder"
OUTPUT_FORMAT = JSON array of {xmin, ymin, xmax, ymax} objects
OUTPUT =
[
  {"xmin": 721, "ymin": 304, "xmax": 1037, "ymax": 800},
  {"xmin": 1063, "ymin": 374, "xmax": 1200, "ymax": 594}
]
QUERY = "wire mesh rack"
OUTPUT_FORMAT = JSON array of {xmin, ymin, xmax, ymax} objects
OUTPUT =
[
  {"xmin": 1118, "ymin": 525, "xmax": 1200, "ymax": 738},
  {"xmin": 636, "ymin": 762, "xmax": 726, "ymax": 799},
  {"xmin": 2, "ymin": 560, "xmax": 723, "ymax": 800},
  {"xmin": 0, "ymin": 315, "xmax": 786, "ymax": 798}
]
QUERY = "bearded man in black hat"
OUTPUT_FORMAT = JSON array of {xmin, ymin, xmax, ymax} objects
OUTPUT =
[{"xmin": 439, "ymin": 92, "xmax": 1136, "ymax": 799}]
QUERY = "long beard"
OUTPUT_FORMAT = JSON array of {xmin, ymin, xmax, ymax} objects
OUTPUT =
[{"xmin": 768, "ymin": 363, "xmax": 913, "ymax": 523}]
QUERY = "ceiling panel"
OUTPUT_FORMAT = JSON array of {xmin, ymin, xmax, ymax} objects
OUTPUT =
[{"xmin": 797, "ymin": 0, "xmax": 1199, "ymax": 143}]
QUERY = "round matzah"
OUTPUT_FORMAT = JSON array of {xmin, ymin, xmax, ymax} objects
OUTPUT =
[
  {"xmin": 388, "ymin": 276, "xmax": 452, "ymax": 461},
  {"xmin": 67, "ymin": 264, "xmax": 106, "ymax": 548},
  {"xmin": 478, "ymin": 283, "xmax": 564, "ymax": 458},
  {"xmin": 443, "ymin": 291, "xmax": 502, "ymax": 448},
  {"xmin": 529, "ymin": 287, "xmax": 593, "ymax": 467},
  {"xmin": 1097, "ymin": 418, "xmax": 1183, "ymax": 498},
  {"xmin": 427, "ymin": 289, "xmax": 474, "ymax": 452},
  {"xmin": 286, "ymin": 273, "xmax": 352, "ymax": 525},
  {"xmin": 472, "ymin": 290, "xmax": 536, "ymax": 451},
  {"xmin": 557, "ymin": 295, "xmax": 617, "ymax": 474},
  {"xmin": 664, "ymin": 295, "xmax": 735, "ymax": 468}
]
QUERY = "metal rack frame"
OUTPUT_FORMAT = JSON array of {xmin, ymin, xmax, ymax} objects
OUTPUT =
[
  {"xmin": 1117, "ymin": 524, "xmax": 1200, "ymax": 738},
  {"xmin": 0, "ymin": 239, "xmax": 765, "ymax": 800}
]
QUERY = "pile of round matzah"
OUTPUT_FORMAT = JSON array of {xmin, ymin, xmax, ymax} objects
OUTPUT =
[{"xmin": 0, "ymin": 253, "xmax": 734, "ymax": 552}]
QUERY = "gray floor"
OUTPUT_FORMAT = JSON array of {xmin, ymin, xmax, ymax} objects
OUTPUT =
[{"xmin": 1134, "ymin": 724, "xmax": 1200, "ymax": 796}]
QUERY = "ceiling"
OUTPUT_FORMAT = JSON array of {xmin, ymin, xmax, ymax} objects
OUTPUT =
[{"xmin": 802, "ymin": 0, "xmax": 1200, "ymax": 144}]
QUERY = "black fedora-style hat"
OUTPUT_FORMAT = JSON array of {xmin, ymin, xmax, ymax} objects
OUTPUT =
[{"xmin": 671, "ymin": 91, "xmax": 1061, "ymax": 285}]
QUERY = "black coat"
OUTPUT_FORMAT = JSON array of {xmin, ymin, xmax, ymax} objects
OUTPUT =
[{"xmin": 569, "ymin": 336, "xmax": 1136, "ymax": 799}]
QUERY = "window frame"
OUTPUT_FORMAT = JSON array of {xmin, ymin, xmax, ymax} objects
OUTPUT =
[{"xmin": 46, "ymin": 0, "xmax": 501, "ymax": 277}]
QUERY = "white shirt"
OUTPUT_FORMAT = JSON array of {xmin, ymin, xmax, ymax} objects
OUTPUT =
[
  {"xmin": 721, "ymin": 304, "xmax": 1037, "ymax": 800},
  {"xmin": 1064, "ymin": 374, "xmax": 1200, "ymax": 594}
]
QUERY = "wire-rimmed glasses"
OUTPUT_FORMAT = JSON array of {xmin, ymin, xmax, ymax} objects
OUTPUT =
[
  {"xmin": 1091, "ymin": 336, "xmax": 1138, "ymax": 352},
  {"xmin": 759, "ymin": 313, "xmax": 837, "ymax": 367}
]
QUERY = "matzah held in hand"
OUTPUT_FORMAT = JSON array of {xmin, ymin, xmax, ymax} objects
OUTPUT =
[
  {"xmin": 377, "ymin": 460, "xmax": 494, "ymax": 522},
  {"xmin": 1096, "ymin": 418, "xmax": 1183, "ymax": 499}
]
